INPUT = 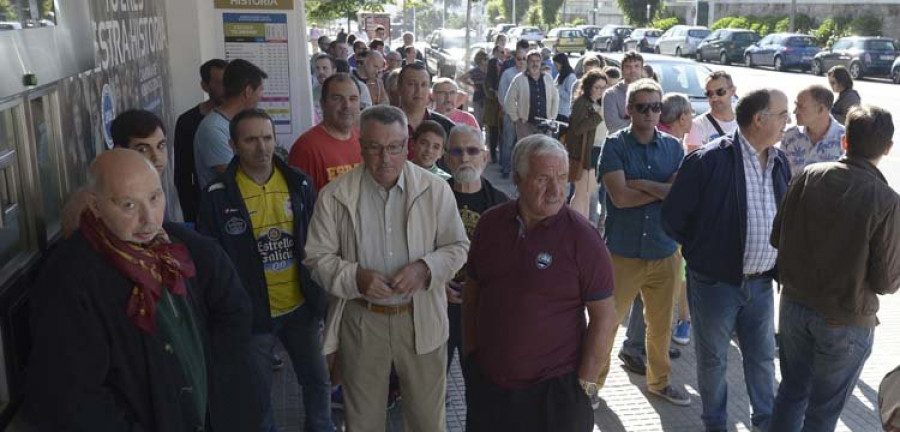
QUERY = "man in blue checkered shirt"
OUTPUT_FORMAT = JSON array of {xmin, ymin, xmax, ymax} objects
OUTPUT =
[{"xmin": 662, "ymin": 89, "xmax": 792, "ymax": 432}]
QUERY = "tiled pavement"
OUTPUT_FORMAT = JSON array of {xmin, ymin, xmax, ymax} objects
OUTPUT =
[{"xmin": 272, "ymin": 161, "xmax": 898, "ymax": 431}]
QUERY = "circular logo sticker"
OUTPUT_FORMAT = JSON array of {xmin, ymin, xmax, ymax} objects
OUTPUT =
[
  {"xmin": 536, "ymin": 252, "xmax": 553, "ymax": 270},
  {"xmin": 101, "ymin": 84, "xmax": 116, "ymax": 150},
  {"xmin": 225, "ymin": 217, "xmax": 247, "ymax": 235},
  {"xmin": 267, "ymin": 227, "xmax": 282, "ymax": 242}
]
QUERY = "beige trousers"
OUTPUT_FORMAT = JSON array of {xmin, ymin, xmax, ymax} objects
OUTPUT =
[
  {"xmin": 339, "ymin": 300, "xmax": 447, "ymax": 432},
  {"xmin": 596, "ymin": 252, "xmax": 680, "ymax": 392}
]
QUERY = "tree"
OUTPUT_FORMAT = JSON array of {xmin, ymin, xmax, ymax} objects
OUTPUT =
[
  {"xmin": 615, "ymin": 0, "xmax": 661, "ymax": 26},
  {"xmin": 307, "ymin": 0, "xmax": 383, "ymax": 28},
  {"xmin": 541, "ymin": 0, "xmax": 565, "ymax": 26}
]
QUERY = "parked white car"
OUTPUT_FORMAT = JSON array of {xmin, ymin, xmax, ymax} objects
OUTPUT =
[{"xmin": 655, "ymin": 25, "xmax": 711, "ymax": 57}]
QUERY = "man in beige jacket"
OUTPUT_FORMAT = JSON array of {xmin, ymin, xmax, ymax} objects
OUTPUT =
[
  {"xmin": 503, "ymin": 49, "xmax": 560, "ymax": 143},
  {"xmin": 304, "ymin": 105, "xmax": 469, "ymax": 431}
]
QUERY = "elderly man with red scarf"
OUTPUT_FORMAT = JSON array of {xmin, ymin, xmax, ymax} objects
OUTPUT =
[{"xmin": 23, "ymin": 149, "xmax": 258, "ymax": 432}]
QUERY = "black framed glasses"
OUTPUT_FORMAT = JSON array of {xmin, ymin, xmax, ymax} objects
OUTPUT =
[
  {"xmin": 705, "ymin": 87, "xmax": 730, "ymax": 98},
  {"xmin": 632, "ymin": 102, "xmax": 663, "ymax": 114},
  {"xmin": 447, "ymin": 147, "xmax": 484, "ymax": 157}
]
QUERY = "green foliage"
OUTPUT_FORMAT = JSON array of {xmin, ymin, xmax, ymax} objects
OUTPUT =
[
  {"xmin": 524, "ymin": 3, "xmax": 542, "ymax": 26},
  {"xmin": 615, "ymin": 0, "xmax": 661, "ymax": 26},
  {"xmin": 570, "ymin": 17, "xmax": 586, "ymax": 26},
  {"xmin": 308, "ymin": 0, "xmax": 382, "ymax": 24},
  {"xmin": 650, "ymin": 16, "xmax": 681, "ymax": 33},
  {"xmin": 814, "ymin": 17, "xmax": 851, "ymax": 47},
  {"xmin": 502, "ymin": 0, "xmax": 533, "ymax": 24},
  {"xmin": 542, "ymin": 0, "xmax": 565, "ymax": 27},
  {"xmin": 712, "ymin": 14, "xmax": 814, "ymax": 38},
  {"xmin": 486, "ymin": 0, "xmax": 504, "ymax": 24},
  {"xmin": 849, "ymin": 14, "xmax": 882, "ymax": 36},
  {"xmin": 794, "ymin": 14, "xmax": 816, "ymax": 33},
  {"xmin": 0, "ymin": 0, "xmax": 18, "ymax": 21}
]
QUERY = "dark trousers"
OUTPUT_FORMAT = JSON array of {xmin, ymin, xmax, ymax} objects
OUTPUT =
[
  {"xmin": 487, "ymin": 126, "xmax": 500, "ymax": 162},
  {"xmin": 465, "ymin": 360, "xmax": 593, "ymax": 432},
  {"xmin": 447, "ymin": 303, "xmax": 462, "ymax": 373}
]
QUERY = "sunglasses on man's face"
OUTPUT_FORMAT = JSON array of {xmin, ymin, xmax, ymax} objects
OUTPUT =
[
  {"xmin": 447, "ymin": 147, "xmax": 484, "ymax": 157},
  {"xmin": 632, "ymin": 102, "xmax": 663, "ymax": 114},
  {"xmin": 705, "ymin": 87, "xmax": 729, "ymax": 98}
]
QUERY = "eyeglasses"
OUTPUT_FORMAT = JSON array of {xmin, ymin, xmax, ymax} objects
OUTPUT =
[
  {"xmin": 705, "ymin": 87, "xmax": 730, "ymax": 98},
  {"xmin": 632, "ymin": 102, "xmax": 663, "ymax": 114},
  {"xmin": 447, "ymin": 147, "xmax": 485, "ymax": 157},
  {"xmin": 516, "ymin": 57, "xmax": 526, "ymax": 61},
  {"xmin": 362, "ymin": 143, "xmax": 405, "ymax": 155}
]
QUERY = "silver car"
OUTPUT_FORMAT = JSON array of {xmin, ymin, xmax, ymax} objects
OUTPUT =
[{"xmin": 655, "ymin": 25, "xmax": 711, "ymax": 57}]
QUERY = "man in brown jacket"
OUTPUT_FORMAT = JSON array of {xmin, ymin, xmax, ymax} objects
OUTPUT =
[{"xmin": 770, "ymin": 104, "xmax": 900, "ymax": 431}]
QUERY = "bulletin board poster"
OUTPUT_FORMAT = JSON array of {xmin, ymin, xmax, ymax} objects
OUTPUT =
[{"xmin": 223, "ymin": 13, "xmax": 292, "ymax": 135}]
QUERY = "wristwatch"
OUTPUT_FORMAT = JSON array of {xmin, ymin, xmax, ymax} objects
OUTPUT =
[{"xmin": 579, "ymin": 378, "xmax": 598, "ymax": 397}]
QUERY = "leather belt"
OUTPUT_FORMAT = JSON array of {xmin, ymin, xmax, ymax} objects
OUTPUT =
[
  {"xmin": 353, "ymin": 299, "xmax": 413, "ymax": 315},
  {"xmin": 743, "ymin": 271, "xmax": 772, "ymax": 280}
]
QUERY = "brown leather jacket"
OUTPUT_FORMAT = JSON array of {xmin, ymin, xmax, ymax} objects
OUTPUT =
[{"xmin": 771, "ymin": 157, "xmax": 900, "ymax": 327}]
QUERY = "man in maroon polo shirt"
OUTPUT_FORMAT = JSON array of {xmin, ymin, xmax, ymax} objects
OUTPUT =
[{"xmin": 462, "ymin": 135, "xmax": 617, "ymax": 431}]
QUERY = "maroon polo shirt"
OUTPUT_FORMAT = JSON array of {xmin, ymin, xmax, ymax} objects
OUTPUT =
[{"xmin": 467, "ymin": 200, "xmax": 614, "ymax": 390}]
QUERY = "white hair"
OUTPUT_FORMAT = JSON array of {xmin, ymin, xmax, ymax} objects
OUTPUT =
[
  {"xmin": 513, "ymin": 134, "xmax": 567, "ymax": 179},
  {"xmin": 447, "ymin": 125, "xmax": 484, "ymax": 150}
]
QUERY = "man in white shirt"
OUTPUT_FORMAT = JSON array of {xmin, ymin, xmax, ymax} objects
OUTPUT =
[{"xmin": 684, "ymin": 71, "xmax": 738, "ymax": 152}]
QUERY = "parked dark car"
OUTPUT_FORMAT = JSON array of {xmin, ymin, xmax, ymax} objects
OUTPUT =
[
  {"xmin": 696, "ymin": 28, "xmax": 759, "ymax": 65},
  {"xmin": 591, "ymin": 24, "xmax": 633, "ymax": 52},
  {"xmin": 744, "ymin": 33, "xmax": 821, "ymax": 71},
  {"xmin": 811, "ymin": 36, "xmax": 898, "ymax": 79},
  {"xmin": 623, "ymin": 28, "xmax": 662, "ymax": 53},
  {"xmin": 578, "ymin": 25, "xmax": 602, "ymax": 47}
]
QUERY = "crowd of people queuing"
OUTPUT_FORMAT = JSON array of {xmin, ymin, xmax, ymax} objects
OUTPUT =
[{"xmin": 18, "ymin": 24, "xmax": 900, "ymax": 432}]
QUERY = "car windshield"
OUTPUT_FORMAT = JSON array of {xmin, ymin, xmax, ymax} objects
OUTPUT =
[
  {"xmin": 787, "ymin": 37, "xmax": 815, "ymax": 47},
  {"xmin": 444, "ymin": 35, "xmax": 467, "ymax": 49},
  {"xmin": 523, "ymin": 28, "xmax": 541, "ymax": 35},
  {"xmin": 645, "ymin": 30, "xmax": 662, "ymax": 37},
  {"xmin": 655, "ymin": 62, "xmax": 709, "ymax": 98},
  {"xmin": 866, "ymin": 40, "xmax": 896, "ymax": 51},
  {"xmin": 689, "ymin": 29, "xmax": 710, "ymax": 38},
  {"xmin": 733, "ymin": 32, "xmax": 756, "ymax": 42}
]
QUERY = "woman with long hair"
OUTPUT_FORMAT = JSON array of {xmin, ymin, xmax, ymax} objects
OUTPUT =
[
  {"xmin": 553, "ymin": 52, "xmax": 577, "ymax": 140},
  {"xmin": 566, "ymin": 69, "xmax": 610, "ymax": 219}
]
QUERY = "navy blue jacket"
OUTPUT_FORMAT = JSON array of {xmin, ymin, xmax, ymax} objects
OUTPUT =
[
  {"xmin": 197, "ymin": 157, "xmax": 327, "ymax": 334},
  {"xmin": 661, "ymin": 132, "xmax": 791, "ymax": 286}
]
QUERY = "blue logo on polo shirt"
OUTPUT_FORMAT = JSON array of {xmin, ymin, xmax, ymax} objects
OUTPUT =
[{"xmin": 536, "ymin": 252, "xmax": 553, "ymax": 270}]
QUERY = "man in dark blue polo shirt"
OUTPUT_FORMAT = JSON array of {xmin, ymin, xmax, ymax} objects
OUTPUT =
[
  {"xmin": 596, "ymin": 78, "xmax": 690, "ymax": 406},
  {"xmin": 462, "ymin": 135, "xmax": 617, "ymax": 431}
]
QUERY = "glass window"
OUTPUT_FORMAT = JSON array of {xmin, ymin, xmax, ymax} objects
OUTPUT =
[
  {"xmin": 689, "ymin": 29, "xmax": 711, "ymax": 38},
  {"xmin": 0, "ymin": 0, "xmax": 57, "ymax": 30},
  {"xmin": 832, "ymin": 40, "xmax": 851, "ymax": 50},
  {"xmin": 657, "ymin": 63, "xmax": 709, "ymax": 99},
  {"xmin": 788, "ymin": 37, "xmax": 815, "ymax": 47},
  {"xmin": 0, "ymin": 107, "xmax": 26, "ymax": 268},
  {"xmin": 31, "ymin": 95, "xmax": 62, "ymax": 237},
  {"xmin": 866, "ymin": 40, "xmax": 896, "ymax": 51},
  {"xmin": 733, "ymin": 32, "xmax": 756, "ymax": 42}
]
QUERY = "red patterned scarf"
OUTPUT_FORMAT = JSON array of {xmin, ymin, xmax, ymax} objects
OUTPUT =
[{"xmin": 80, "ymin": 212, "xmax": 196, "ymax": 334}]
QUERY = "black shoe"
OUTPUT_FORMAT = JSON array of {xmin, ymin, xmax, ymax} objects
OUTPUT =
[
  {"xmin": 618, "ymin": 352, "xmax": 646, "ymax": 375},
  {"xmin": 669, "ymin": 347, "xmax": 681, "ymax": 359}
]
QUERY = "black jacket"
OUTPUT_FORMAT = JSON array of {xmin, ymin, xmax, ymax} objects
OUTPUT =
[
  {"xmin": 662, "ymin": 132, "xmax": 791, "ymax": 286},
  {"xmin": 196, "ymin": 157, "xmax": 327, "ymax": 334},
  {"xmin": 24, "ymin": 223, "xmax": 258, "ymax": 432}
]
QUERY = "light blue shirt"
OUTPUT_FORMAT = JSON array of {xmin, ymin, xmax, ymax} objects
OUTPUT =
[
  {"xmin": 556, "ymin": 73, "xmax": 577, "ymax": 117},
  {"xmin": 780, "ymin": 117, "xmax": 845, "ymax": 177},
  {"xmin": 193, "ymin": 110, "xmax": 233, "ymax": 189}
]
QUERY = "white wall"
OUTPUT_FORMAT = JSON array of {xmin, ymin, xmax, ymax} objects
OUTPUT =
[{"xmin": 164, "ymin": 0, "xmax": 204, "ymax": 117}]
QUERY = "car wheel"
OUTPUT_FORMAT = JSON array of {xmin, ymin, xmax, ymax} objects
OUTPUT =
[
  {"xmin": 745, "ymin": 54, "xmax": 754, "ymax": 68},
  {"xmin": 696, "ymin": 51, "xmax": 703, "ymax": 62},
  {"xmin": 580, "ymin": 50, "xmax": 585, "ymax": 55},
  {"xmin": 849, "ymin": 61, "xmax": 863, "ymax": 80},
  {"xmin": 676, "ymin": 47, "xmax": 683, "ymax": 57},
  {"xmin": 720, "ymin": 52, "xmax": 729, "ymax": 65},
  {"xmin": 811, "ymin": 59, "xmax": 823, "ymax": 76},
  {"xmin": 606, "ymin": 41, "xmax": 612, "ymax": 52},
  {"xmin": 893, "ymin": 68, "xmax": 900, "ymax": 84},
  {"xmin": 654, "ymin": 45, "xmax": 661, "ymax": 54},
  {"xmin": 774, "ymin": 56, "xmax": 784, "ymax": 72}
]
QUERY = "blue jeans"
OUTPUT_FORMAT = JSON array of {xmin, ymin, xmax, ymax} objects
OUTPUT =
[
  {"xmin": 770, "ymin": 300, "xmax": 873, "ymax": 432},
  {"xmin": 620, "ymin": 297, "xmax": 646, "ymax": 359},
  {"xmin": 500, "ymin": 114, "xmax": 515, "ymax": 175},
  {"xmin": 250, "ymin": 304, "xmax": 332, "ymax": 432},
  {"xmin": 688, "ymin": 271, "xmax": 776, "ymax": 431}
]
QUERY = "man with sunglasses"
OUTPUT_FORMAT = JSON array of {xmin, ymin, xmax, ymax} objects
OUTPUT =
[
  {"xmin": 443, "ymin": 125, "xmax": 510, "ymax": 374},
  {"xmin": 304, "ymin": 105, "xmax": 469, "ymax": 431},
  {"xmin": 596, "ymin": 78, "xmax": 691, "ymax": 406},
  {"xmin": 663, "ymin": 89, "xmax": 792, "ymax": 432},
  {"xmin": 684, "ymin": 71, "xmax": 738, "ymax": 153}
]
